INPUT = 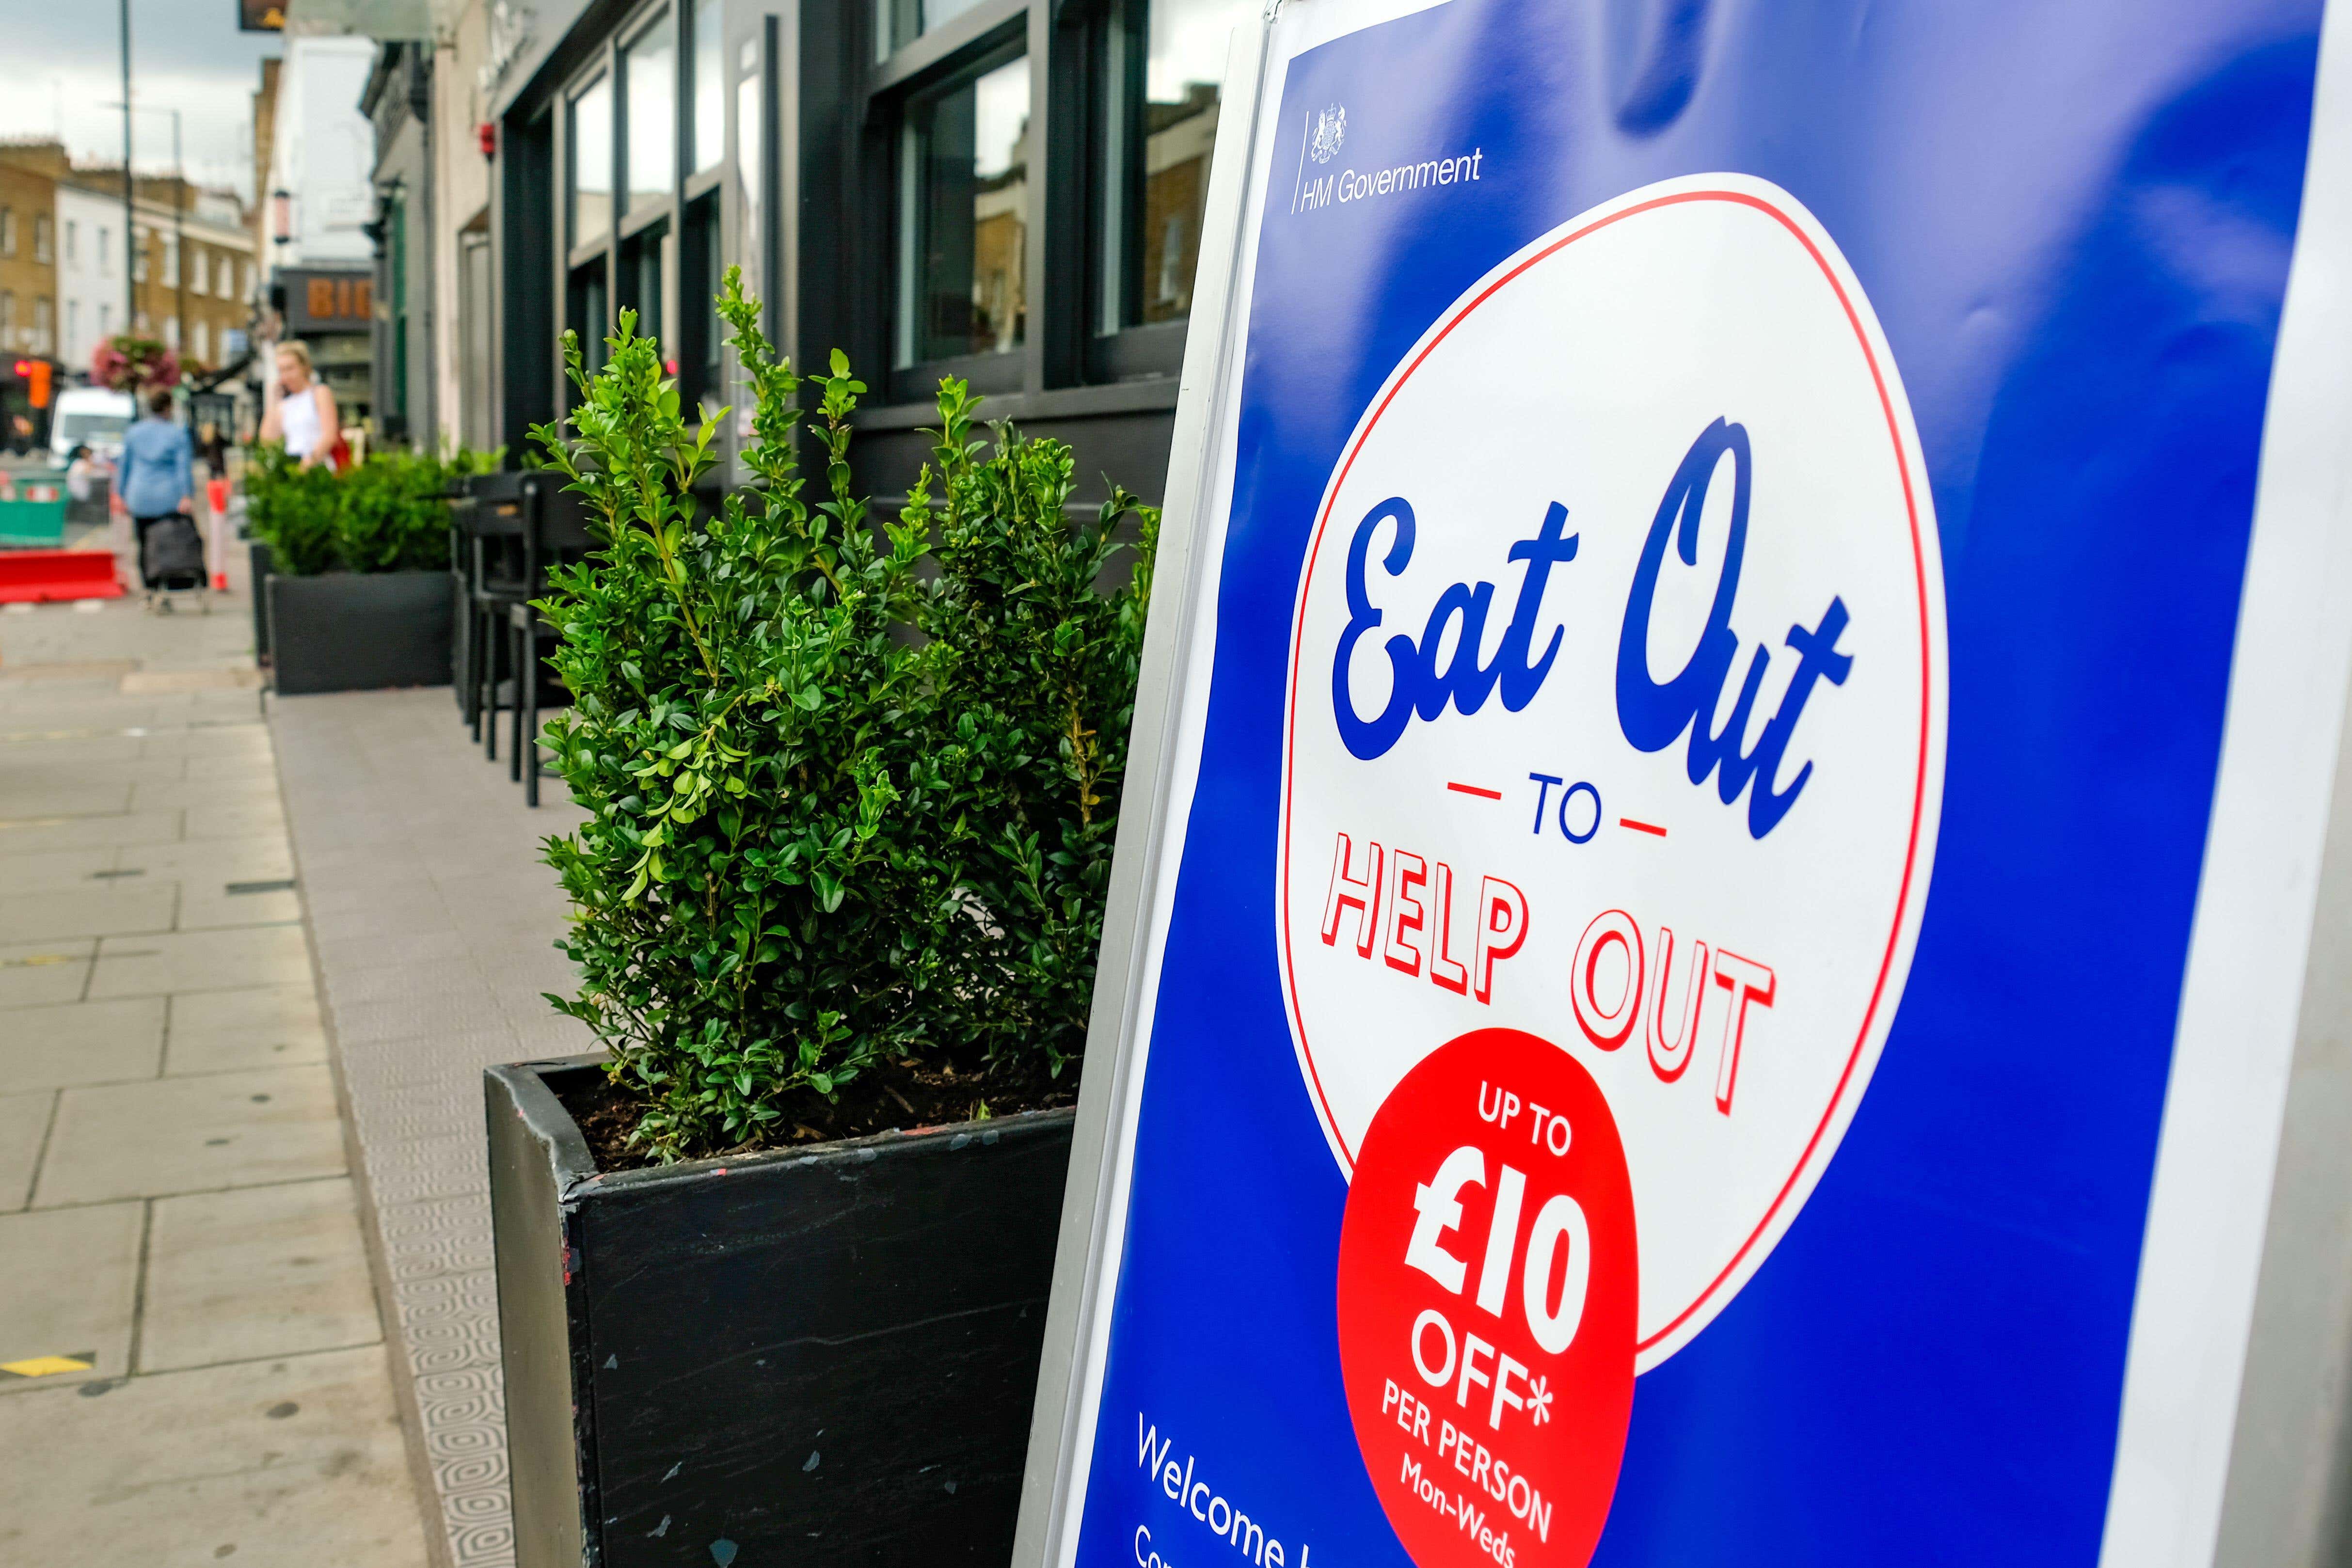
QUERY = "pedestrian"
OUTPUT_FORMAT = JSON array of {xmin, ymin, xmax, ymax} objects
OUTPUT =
[
  {"xmin": 197, "ymin": 419, "xmax": 232, "ymax": 481},
  {"xmin": 258, "ymin": 341, "xmax": 340, "ymax": 470},
  {"xmin": 63, "ymin": 443, "xmax": 97, "ymax": 504},
  {"xmin": 118, "ymin": 388, "xmax": 196, "ymax": 584}
]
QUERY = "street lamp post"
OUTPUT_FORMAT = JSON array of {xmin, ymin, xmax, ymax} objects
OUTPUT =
[
  {"xmin": 108, "ymin": 103, "xmax": 189, "ymax": 368},
  {"xmin": 119, "ymin": 0, "xmax": 133, "ymax": 338}
]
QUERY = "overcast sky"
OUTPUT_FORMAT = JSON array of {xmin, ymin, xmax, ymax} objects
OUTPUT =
[{"xmin": 0, "ymin": 2, "xmax": 284, "ymax": 205}]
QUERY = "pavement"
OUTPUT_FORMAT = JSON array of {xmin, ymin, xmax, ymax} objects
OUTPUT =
[{"xmin": 0, "ymin": 548, "xmax": 431, "ymax": 1564}]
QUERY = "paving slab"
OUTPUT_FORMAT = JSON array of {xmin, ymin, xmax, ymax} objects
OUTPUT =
[
  {"xmin": 0, "ymin": 884, "xmax": 178, "ymax": 944},
  {"xmin": 0, "ymin": 1201, "xmax": 143, "ymax": 1391},
  {"xmin": 0, "ymin": 996, "xmax": 167, "ymax": 1091},
  {"xmin": 166, "ymin": 986, "xmax": 328, "ymax": 1076},
  {"xmin": 175, "ymin": 876, "xmax": 304, "ymax": 933},
  {"xmin": 0, "ymin": 809, "xmax": 183, "ymax": 854},
  {"xmin": 0, "ymin": 1091, "xmax": 51, "ymax": 1210},
  {"xmin": 0, "ymin": 780, "xmax": 136, "ymax": 820},
  {"xmin": 114, "ymin": 832, "xmax": 296, "ymax": 883},
  {"xmin": 35, "ymin": 1065, "xmax": 345, "ymax": 1208},
  {"xmin": 0, "ymin": 847, "xmax": 120, "ymax": 896},
  {"xmin": 0, "ymin": 1345, "xmax": 430, "ymax": 1568},
  {"xmin": 0, "ymin": 937, "xmax": 95, "ymax": 1010},
  {"xmin": 185, "ymin": 799, "xmax": 290, "ymax": 842},
  {"xmin": 142, "ymin": 1178, "xmax": 382, "ymax": 1373},
  {"xmin": 87, "ymin": 923, "xmax": 311, "ymax": 999}
]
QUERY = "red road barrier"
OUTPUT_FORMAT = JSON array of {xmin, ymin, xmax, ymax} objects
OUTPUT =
[{"xmin": 0, "ymin": 550, "xmax": 125, "ymax": 603}]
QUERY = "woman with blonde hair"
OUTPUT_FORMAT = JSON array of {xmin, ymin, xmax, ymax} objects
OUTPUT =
[{"xmin": 258, "ymin": 340, "xmax": 339, "ymax": 469}]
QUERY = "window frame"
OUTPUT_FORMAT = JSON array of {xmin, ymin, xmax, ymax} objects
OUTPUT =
[
  {"xmin": 845, "ymin": 0, "xmax": 1223, "ymax": 425},
  {"xmin": 881, "ymin": 27, "xmax": 1035, "ymax": 403}
]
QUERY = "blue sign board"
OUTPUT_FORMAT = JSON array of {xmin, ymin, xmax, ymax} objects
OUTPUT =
[{"xmin": 1019, "ymin": 4, "xmax": 2352, "ymax": 1566}]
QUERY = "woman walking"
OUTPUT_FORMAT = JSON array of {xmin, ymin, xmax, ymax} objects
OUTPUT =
[{"xmin": 117, "ymin": 388, "xmax": 203, "ymax": 609}]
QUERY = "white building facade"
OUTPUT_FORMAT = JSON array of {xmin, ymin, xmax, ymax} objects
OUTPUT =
[
  {"xmin": 267, "ymin": 35, "xmax": 379, "ymax": 268},
  {"xmin": 55, "ymin": 183, "xmax": 127, "ymax": 376}
]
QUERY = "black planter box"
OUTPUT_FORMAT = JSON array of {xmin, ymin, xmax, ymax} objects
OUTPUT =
[
  {"xmin": 267, "ymin": 570, "xmax": 453, "ymax": 695},
  {"xmin": 249, "ymin": 541, "xmax": 273, "ymax": 661},
  {"xmin": 485, "ymin": 1056, "xmax": 1074, "ymax": 1568}
]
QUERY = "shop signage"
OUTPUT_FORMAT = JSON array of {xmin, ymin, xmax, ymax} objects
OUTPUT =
[
  {"xmin": 280, "ymin": 268, "xmax": 374, "ymax": 334},
  {"xmin": 1023, "ymin": 3, "xmax": 2352, "ymax": 1568}
]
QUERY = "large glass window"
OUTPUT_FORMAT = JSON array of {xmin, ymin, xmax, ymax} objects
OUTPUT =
[
  {"xmin": 876, "ymin": 0, "xmax": 990, "ymax": 60},
  {"xmin": 623, "ymin": 16, "xmax": 675, "ymax": 211},
  {"xmin": 692, "ymin": 0, "xmax": 725, "ymax": 174},
  {"xmin": 570, "ymin": 74, "xmax": 614, "ymax": 246},
  {"xmin": 896, "ymin": 49, "xmax": 1030, "ymax": 367},
  {"xmin": 1098, "ymin": 0, "xmax": 1249, "ymax": 333}
]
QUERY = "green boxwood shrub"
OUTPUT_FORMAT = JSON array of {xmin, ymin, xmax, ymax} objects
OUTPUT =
[
  {"xmin": 245, "ymin": 443, "xmax": 496, "ymax": 575},
  {"xmin": 533, "ymin": 269, "xmax": 1157, "ymax": 1160}
]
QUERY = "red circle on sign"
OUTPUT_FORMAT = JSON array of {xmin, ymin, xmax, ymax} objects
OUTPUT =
[{"xmin": 1336, "ymin": 1029, "xmax": 1637, "ymax": 1568}]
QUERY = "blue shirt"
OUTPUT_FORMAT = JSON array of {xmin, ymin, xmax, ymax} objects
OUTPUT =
[{"xmin": 117, "ymin": 415, "xmax": 194, "ymax": 518}]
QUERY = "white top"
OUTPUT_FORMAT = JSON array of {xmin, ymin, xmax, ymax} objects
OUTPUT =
[{"xmin": 280, "ymin": 384, "xmax": 325, "ymax": 459}]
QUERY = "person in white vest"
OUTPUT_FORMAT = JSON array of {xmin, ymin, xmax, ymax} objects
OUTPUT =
[{"xmin": 258, "ymin": 340, "xmax": 340, "ymax": 469}]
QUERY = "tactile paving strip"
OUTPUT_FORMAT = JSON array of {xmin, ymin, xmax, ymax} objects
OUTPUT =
[{"xmin": 272, "ymin": 688, "xmax": 595, "ymax": 1568}]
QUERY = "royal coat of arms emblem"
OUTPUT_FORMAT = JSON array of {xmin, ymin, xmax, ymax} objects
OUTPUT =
[{"xmin": 1311, "ymin": 104, "xmax": 1347, "ymax": 163}]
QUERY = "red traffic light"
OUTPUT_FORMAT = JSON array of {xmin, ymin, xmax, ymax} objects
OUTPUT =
[{"xmin": 10, "ymin": 360, "xmax": 28, "ymax": 377}]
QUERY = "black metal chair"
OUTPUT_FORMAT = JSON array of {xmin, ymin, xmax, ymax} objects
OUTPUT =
[
  {"xmin": 459, "ymin": 473, "xmax": 534, "ymax": 752},
  {"xmin": 506, "ymin": 481, "xmax": 596, "ymax": 807}
]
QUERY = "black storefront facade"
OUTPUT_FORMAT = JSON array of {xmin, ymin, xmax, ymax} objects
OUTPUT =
[{"xmin": 482, "ymin": 0, "xmax": 1251, "ymax": 503}]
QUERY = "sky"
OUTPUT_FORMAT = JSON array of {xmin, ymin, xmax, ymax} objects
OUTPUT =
[{"xmin": 0, "ymin": 1, "xmax": 284, "ymax": 205}]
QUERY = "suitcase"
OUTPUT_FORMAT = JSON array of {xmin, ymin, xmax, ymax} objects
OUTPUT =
[{"xmin": 140, "ymin": 514, "xmax": 208, "ymax": 591}]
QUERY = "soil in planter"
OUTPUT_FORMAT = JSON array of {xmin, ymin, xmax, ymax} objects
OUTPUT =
[{"xmin": 555, "ymin": 1053, "xmax": 1080, "ymax": 1171}]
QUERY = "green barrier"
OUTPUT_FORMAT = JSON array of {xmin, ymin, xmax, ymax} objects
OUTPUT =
[{"xmin": 0, "ymin": 497, "xmax": 69, "ymax": 547}]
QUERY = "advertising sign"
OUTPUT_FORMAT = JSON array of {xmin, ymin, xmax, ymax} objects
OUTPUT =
[{"xmin": 1022, "ymin": 3, "xmax": 2352, "ymax": 1568}]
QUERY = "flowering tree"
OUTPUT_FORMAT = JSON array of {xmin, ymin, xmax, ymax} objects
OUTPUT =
[{"xmin": 92, "ymin": 335, "xmax": 181, "ymax": 393}]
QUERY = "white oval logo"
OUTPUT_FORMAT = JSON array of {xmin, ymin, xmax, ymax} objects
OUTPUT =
[{"xmin": 1278, "ymin": 174, "xmax": 1948, "ymax": 1368}]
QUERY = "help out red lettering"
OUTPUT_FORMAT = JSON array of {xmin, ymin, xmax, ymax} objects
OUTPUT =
[
  {"xmin": 1568, "ymin": 908, "xmax": 1776, "ymax": 1114},
  {"xmin": 1322, "ymin": 832, "xmax": 1528, "ymax": 1004}
]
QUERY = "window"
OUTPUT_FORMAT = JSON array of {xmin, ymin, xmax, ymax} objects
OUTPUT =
[
  {"xmin": 1095, "ymin": 0, "xmax": 1247, "ymax": 341},
  {"xmin": 691, "ymin": 0, "xmax": 725, "ymax": 174},
  {"xmin": 67, "ymin": 301, "xmax": 80, "ymax": 357},
  {"xmin": 623, "ymin": 15, "xmax": 676, "ymax": 211},
  {"xmin": 568, "ymin": 256, "xmax": 610, "ymax": 385},
  {"xmin": 64, "ymin": 220, "xmax": 77, "ymax": 267},
  {"xmin": 34, "ymin": 215, "xmax": 50, "ymax": 265},
  {"xmin": 0, "ymin": 208, "xmax": 14, "ymax": 257},
  {"xmin": 0, "ymin": 293, "xmax": 15, "ymax": 346},
  {"xmin": 134, "ymin": 229, "xmax": 148, "ymax": 283},
  {"xmin": 877, "ymin": 0, "xmax": 990, "ymax": 60},
  {"xmin": 165, "ymin": 235, "xmax": 180, "ymax": 288},
  {"xmin": 194, "ymin": 319, "xmax": 209, "ymax": 363},
  {"xmin": 620, "ymin": 222, "xmax": 666, "ymax": 344},
  {"xmin": 33, "ymin": 296, "xmax": 51, "ymax": 354},
  {"xmin": 191, "ymin": 247, "xmax": 209, "ymax": 295},
  {"xmin": 99, "ymin": 228, "xmax": 111, "ymax": 276},
  {"xmin": 895, "ymin": 48, "xmax": 1031, "ymax": 371},
  {"xmin": 165, "ymin": 317, "xmax": 179, "ymax": 351},
  {"xmin": 570, "ymin": 73, "xmax": 615, "ymax": 247}
]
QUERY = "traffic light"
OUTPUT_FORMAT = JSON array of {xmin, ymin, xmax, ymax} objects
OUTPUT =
[{"xmin": 16, "ymin": 361, "xmax": 51, "ymax": 408}]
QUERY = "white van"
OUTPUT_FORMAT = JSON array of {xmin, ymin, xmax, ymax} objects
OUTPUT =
[{"xmin": 48, "ymin": 385, "xmax": 136, "ymax": 468}]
